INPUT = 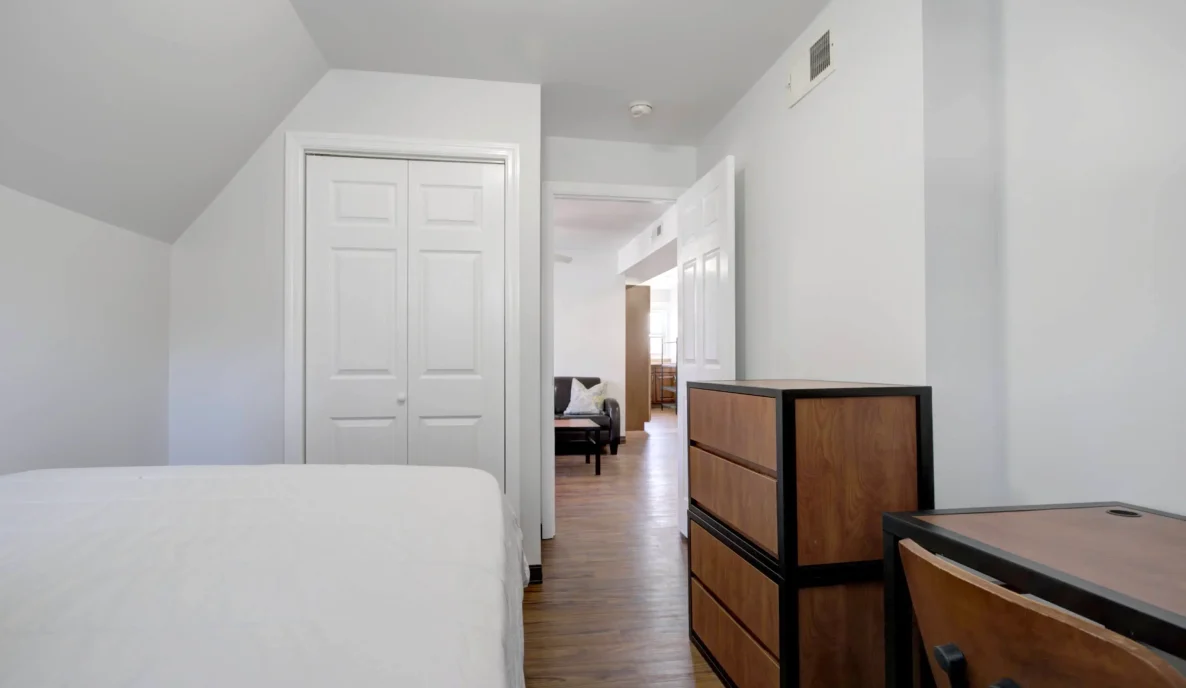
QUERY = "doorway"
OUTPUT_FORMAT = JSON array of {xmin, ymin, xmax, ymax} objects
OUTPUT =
[
  {"xmin": 622, "ymin": 268, "xmax": 679, "ymax": 434},
  {"xmin": 542, "ymin": 183, "xmax": 683, "ymax": 538},
  {"xmin": 644, "ymin": 268, "xmax": 679, "ymax": 413},
  {"xmin": 530, "ymin": 160, "xmax": 736, "ymax": 684}
]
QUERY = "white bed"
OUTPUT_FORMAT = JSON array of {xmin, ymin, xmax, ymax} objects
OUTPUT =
[{"xmin": 0, "ymin": 464, "xmax": 527, "ymax": 688}]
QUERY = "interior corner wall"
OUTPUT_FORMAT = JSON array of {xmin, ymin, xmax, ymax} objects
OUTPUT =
[
  {"xmin": 922, "ymin": 0, "xmax": 1008, "ymax": 507},
  {"xmin": 697, "ymin": 0, "xmax": 927, "ymax": 385},
  {"xmin": 169, "ymin": 69, "xmax": 543, "ymax": 563},
  {"xmin": 0, "ymin": 183, "xmax": 170, "ymax": 475},
  {"xmin": 1001, "ymin": 0, "xmax": 1186, "ymax": 513},
  {"xmin": 543, "ymin": 136, "xmax": 697, "ymax": 186}
]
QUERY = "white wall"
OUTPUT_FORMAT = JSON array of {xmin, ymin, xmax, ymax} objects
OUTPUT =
[
  {"xmin": 1001, "ymin": 0, "xmax": 1186, "ymax": 513},
  {"xmin": 544, "ymin": 136, "xmax": 696, "ymax": 187},
  {"xmin": 170, "ymin": 69, "xmax": 543, "ymax": 562},
  {"xmin": 0, "ymin": 184, "xmax": 170, "ymax": 474},
  {"xmin": 618, "ymin": 205, "xmax": 677, "ymax": 280},
  {"xmin": 697, "ymin": 0, "xmax": 927, "ymax": 385},
  {"xmin": 922, "ymin": 0, "xmax": 1008, "ymax": 507},
  {"xmin": 553, "ymin": 248, "xmax": 626, "ymax": 415}
]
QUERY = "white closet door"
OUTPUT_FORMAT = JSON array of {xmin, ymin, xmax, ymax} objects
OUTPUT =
[
  {"xmin": 677, "ymin": 155, "xmax": 737, "ymax": 536},
  {"xmin": 407, "ymin": 160, "xmax": 506, "ymax": 488},
  {"xmin": 305, "ymin": 155, "xmax": 410, "ymax": 465}
]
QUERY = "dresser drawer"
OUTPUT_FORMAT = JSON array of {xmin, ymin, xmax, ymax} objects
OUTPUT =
[
  {"xmin": 690, "ymin": 446, "xmax": 779, "ymax": 556},
  {"xmin": 692, "ymin": 579, "xmax": 780, "ymax": 688},
  {"xmin": 689, "ymin": 388, "xmax": 777, "ymax": 473},
  {"xmin": 690, "ymin": 522, "xmax": 780, "ymax": 657}
]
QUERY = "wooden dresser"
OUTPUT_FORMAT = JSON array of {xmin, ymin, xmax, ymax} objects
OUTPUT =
[{"xmin": 686, "ymin": 380, "xmax": 933, "ymax": 688}]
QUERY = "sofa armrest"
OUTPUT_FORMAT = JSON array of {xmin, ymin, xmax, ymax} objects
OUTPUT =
[{"xmin": 602, "ymin": 398, "xmax": 621, "ymax": 442}]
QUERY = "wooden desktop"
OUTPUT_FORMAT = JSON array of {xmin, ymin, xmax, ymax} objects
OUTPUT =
[{"xmin": 884, "ymin": 502, "xmax": 1186, "ymax": 687}]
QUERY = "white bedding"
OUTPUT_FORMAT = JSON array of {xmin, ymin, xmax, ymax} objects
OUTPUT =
[{"xmin": 0, "ymin": 464, "xmax": 527, "ymax": 688}]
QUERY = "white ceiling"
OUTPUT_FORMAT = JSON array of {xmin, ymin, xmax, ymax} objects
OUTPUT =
[
  {"xmin": 553, "ymin": 198, "xmax": 669, "ymax": 252},
  {"xmin": 291, "ymin": 0, "xmax": 829, "ymax": 145},
  {"xmin": 0, "ymin": 0, "xmax": 827, "ymax": 242},
  {"xmin": 0, "ymin": 0, "xmax": 326, "ymax": 242}
]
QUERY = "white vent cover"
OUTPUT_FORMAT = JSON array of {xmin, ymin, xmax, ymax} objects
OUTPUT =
[{"xmin": 788, "ymin": 29, "xmax": 836, "ymax": 108}]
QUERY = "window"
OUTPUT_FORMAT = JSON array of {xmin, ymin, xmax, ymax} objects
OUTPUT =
[
  {"xmin": 649, "ymin": 309, "xmax": 668, "ymax": 362},
  {"xmin": 650, "ymin": 336, "xmax": 664, "ymax": 360}
]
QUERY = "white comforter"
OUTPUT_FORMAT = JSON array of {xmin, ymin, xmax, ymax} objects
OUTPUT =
[{"xmin": 0, "ymin": 465, "xmax": 526, "ymax": 688}]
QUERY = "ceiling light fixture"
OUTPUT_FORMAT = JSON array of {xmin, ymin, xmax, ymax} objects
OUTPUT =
[{"xmin": 629, "ymin": 101, "xmax": 654, "ymax": 119}]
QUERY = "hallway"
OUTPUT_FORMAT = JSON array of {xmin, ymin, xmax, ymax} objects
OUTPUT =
[{"xmin": 524, "ymin": 410, "xmax": 722, "ymax": 686}]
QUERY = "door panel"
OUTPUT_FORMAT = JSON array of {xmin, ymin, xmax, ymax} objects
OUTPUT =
[
  {"xmin": 333, "ymin": 249, "xmax": 399, "ymax": 374},
  {"xmin": 306, "ymin": 155, "xmax": 410, "ymax": 465},
  {"xmin": 680, "ymin": 258, "xmax": 698, "ymax": 362},
  {"xmin": 677, "ymin": 156, "xmax": 737, "ymax": 537},
  {"xmin": 702, "ymin": 249, "xmax": 722, "ymax": 369},
  {"xmin": 408, "ymin": 160, "xmax": 506, "ymax": 487},
  {"xmin": 415, "ymin": 416, "xmax": 482, "ymax": 469},
  {"xmin": 418, "ymin": 250, "xmax": 482, "ymax": 373},
  {"xmin": 331, "ymin": 418, "xmax": 400, "ymax": 465}
]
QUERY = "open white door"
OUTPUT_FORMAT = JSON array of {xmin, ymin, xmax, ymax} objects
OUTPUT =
[{"xmin": 677, "ymin": 156, "xmax": 737, "ymax": 536}]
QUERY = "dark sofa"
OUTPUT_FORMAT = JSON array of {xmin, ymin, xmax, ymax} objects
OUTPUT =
[{"xmin": 554, "ymin": 376, "xmax": 621, "ymax": 455}]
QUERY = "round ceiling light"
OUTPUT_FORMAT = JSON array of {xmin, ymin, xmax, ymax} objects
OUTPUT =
[{"xmin": 629, "ymin": 101, "xmax": 654, "ymax": 118}]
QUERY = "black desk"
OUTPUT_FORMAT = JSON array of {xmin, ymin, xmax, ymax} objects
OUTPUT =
[{"xmin": 883, "ymin": 502, "xmax": 1186, "ymax": 687}]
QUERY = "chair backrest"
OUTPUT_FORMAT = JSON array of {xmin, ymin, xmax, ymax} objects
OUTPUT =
[
  {"xmin": 899, "ymin": 539, "xmax": 1186, "ymax": 688},
  {"xmin": 554, "ymin": 377, "xmax": 601, "ymax": 414}
]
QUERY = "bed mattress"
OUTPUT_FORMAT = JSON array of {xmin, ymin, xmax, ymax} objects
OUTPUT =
[{"xmin": 0, "ymin": 464, "xmax": 526, "ymax": 687}]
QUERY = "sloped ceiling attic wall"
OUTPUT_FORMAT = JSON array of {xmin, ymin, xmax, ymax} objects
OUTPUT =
[
  {"xmin": 169, "ymin": 68, "xmax": 543, "ymax": 561},
  {"xmin": 0, "ymin": 0, "xmax": 327, "ymax": 242}
]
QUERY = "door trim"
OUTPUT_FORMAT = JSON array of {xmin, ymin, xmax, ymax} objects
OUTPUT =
[
  {"xmin": 541, "ymin": 181, "xmax": 685, "ymax": 540},
  {"xmin": 283, "ymin": 132, "xmax": 522, "ymax": 509}
]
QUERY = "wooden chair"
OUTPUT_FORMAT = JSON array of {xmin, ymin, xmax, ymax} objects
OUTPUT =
[{"xmin": 899, "ymin": 539, "xmax": 1186, "ymax": 688}]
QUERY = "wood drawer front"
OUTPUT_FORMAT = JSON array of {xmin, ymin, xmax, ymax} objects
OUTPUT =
[
  {"xmin": 799, "ymin": 583, "xmax": 885, "ymax": 688},
  {"xmin": 690, "ymin": 522, "xmax": 780, "ymax": 657},
  {"xmin": 692, "ymin": 579, "xmax": 780, "ymax": 688},
  {"xmin": 689, "ymin": 446, "xmax": 779, "ymax": 557},
  {"xmin": 795, "ymin": 396, "xmax": 919, "ymax": 566},
  {"xmin": 689, "ymin": 388, "xmax": 777, "ymax": 473}
]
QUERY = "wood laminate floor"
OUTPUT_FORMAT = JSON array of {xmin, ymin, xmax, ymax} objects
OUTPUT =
[{"xmin": 524, "ymin": 410, "xmax": 723, "ymax": 687}]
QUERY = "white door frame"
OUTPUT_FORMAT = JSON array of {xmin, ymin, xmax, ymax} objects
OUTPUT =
[
  {"xmin": 542, "ymin": 181, "xmax": 685, "ymax": 539},
  {"xmin": 283, "ymin": 132, "xmax": 523, "ymax": 514}
]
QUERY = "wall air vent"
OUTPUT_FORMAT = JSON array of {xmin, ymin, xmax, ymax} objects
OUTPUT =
[
  {"xmin": 788, "ymin": 29, "xmax": 836, "ymax": 108},
  {"xmin": 810, "ymin": 31, "xmax": 832, "ymax": 80}
]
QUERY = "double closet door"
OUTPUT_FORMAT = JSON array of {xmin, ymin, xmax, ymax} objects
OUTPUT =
[{"xmin": 304, "ymin": 154, "xmax": 506, "ymax": 489}]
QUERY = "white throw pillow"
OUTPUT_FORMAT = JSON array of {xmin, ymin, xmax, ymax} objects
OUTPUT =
[{"xmin": 564, "ymin": 379, "xmax": 607, "ymax": 415}]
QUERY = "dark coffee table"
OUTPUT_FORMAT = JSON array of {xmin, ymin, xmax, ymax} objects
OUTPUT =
[{"xmin": 554, "ymin": 418, "xmax": 604, "ymax": 475}]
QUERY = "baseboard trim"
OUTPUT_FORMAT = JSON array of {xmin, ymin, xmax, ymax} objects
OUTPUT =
[{"xmin": 529, "ymin": 564, "xmax": 543, "ymax": 585}]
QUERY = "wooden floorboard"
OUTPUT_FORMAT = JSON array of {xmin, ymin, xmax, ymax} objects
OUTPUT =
[{"xmin": 525, "ymin": 410, "xmax": 723, "ymax": 687}]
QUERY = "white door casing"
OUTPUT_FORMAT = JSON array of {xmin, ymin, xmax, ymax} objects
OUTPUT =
[
  {"xmin": 305, "ymin": 155, "xmax": 410, "ymax": 465},
  {"xmin": 407, "ymin": 160, "xmax": 507, "ymax": 488},
  {"xmin": 677, "ymin": 156, "xmax": 737, "ymax": 536}
]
